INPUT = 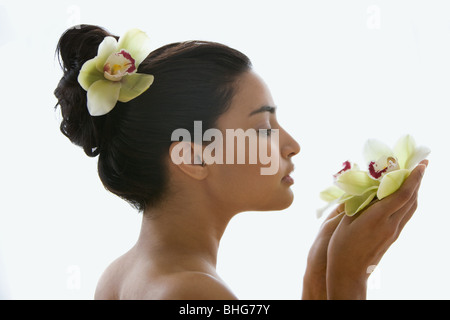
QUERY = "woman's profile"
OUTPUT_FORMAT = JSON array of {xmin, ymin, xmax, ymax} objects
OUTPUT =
[{"xmin": 54, "ymin": 24, "xmax": 428, "ymax": 300}]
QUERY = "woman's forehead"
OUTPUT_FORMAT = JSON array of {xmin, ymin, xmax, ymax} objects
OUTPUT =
[{"xmin": 228, "ymin": 71, "xmax": 275, "ymax": 117}]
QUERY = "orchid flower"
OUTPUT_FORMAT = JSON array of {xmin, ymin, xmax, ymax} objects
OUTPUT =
[
  {"xmin": 78, "ymin": 29, "xmax": 154, "ymax": 116},
  {"xmin": 317, "ymin": 135, "xmax": 430, "ymax": 218}
]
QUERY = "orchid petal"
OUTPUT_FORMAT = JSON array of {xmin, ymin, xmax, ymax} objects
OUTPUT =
[
  {"xmin": 95, "ymin": 36, "xmax": 119, "ymax": 72},
  {"xmin": 117, "ymin": 28, "xmax": 152, "ymax": 67},
  {"xmin": 377, "ymin": 169, "xmax": 410, "ymax": 200},
  {"xmin": 335, "ymin": 170, "xmax": 379, "ymax": 196},
  {"xmin": 363, "ymin": 139, "xmax": 394, "ymax": 163},
  {"xmin": 338, "ymin": 193, "xmax": 355, "ymax": 203},
  {"xmin": 78, "ymin": 58, "xmax": 104, "ymax": 91},
  {"xmin": 317, "ymin": 192, "xmax": 354, "ymax": 218},
  {"xmin": 316, "ymin": 200, "xmax": 337, "ymax": 219},
  {"xmin": 320, "ymin": 185, "xmax": 346, "ymax": 202},
  {"xmin": 87, "ymin": 80, "xmax": 121, "ymax": 116},
  {"xmin": 404, "ymin": 146, "xmax": 431, "ymax": 170},
  {"xmin": 393, "ymin": 135, "xmax": 416, "ymax": 169},
  {"xmin": 118, "ymin": 73, "xmax": 154, "ymax": 102},
  {"xmin": 316, "ymin": 191, "xmax": 354, "ymax": 219},
  {"xmin": 345, "ymin": 190, "xmax": 377, "ymax": 216}
]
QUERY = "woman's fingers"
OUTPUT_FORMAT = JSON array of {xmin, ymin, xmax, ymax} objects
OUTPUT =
[
  {"xmin": 328, "ymin": 203, "xmax": 345, "ymax": 220},
  {"xmin": 375, "ymin": 162, "xmax": 427, "ymax": 219},
  {"xmin": 344, "ymin": 160, "xmax": 428, "ymax": 229},
  {"xmin": 320, "ymin": 203, "xmax": 346, "ymax": 234},
  {"xmin": 396, "ymin": 195, "xmax": 418, "ymax": 236},
  {"xmin": 389, "ymin": 160, "xmax": 428, "ymax": 224}
]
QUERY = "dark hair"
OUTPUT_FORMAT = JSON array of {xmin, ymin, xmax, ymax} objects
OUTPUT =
[{"xmin": 54, "ymin": 24, "xmax": 252, "ymax": 212}]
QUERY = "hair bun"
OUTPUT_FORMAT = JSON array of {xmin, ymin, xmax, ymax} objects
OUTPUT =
[{"xmin": 54, "ymin": 24, "xmax": 117, "ymax": 157}]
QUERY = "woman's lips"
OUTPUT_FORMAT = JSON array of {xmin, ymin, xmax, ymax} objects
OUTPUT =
[{"xmin": 282, "ymin": 174, "xmax": 294, "ymax": 185}]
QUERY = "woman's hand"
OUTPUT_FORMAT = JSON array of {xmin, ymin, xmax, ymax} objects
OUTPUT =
[
  {"xmin": 302, "ymin": 204, "xmax": 346, "ymax": 299},
  {"xmin": 326, "ymin": 160, "xmax": 428, "ymax": 299}
]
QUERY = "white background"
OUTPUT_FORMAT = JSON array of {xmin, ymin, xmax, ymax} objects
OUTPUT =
[{"xmin": 0, "ymin": 0, "xmax": 449, "ymax": 299}]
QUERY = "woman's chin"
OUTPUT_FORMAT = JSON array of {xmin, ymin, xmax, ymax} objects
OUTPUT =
[
  {"xmin": 277, "ymin": 190, "xmax": 295, "ymax": 210},
  {"xmin": 260, "ymin": 189, "xmax": 295, "ymax": 211}
]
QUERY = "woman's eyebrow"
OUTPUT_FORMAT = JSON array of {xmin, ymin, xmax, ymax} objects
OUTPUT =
[{"xmin": 248, "ymin": 105, "xmax": 277, "ymax": 117}]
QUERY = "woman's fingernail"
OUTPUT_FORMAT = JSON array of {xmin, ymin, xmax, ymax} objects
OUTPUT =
[{"xmin": 419, "ymin": 164, "xmax": 426, "ymax": 177}]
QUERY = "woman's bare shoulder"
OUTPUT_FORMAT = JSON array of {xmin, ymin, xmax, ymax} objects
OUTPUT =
[
  {"xmin": 94, "ymin": 253, "xmax": 128, "ymax": 300},
  {"xmin": 147, "ymin": 271, "xmax": 238, "ymax": 300},
  {"xmin": 94, "ymin": 253, "xmax": 237, "ymax": 300}
]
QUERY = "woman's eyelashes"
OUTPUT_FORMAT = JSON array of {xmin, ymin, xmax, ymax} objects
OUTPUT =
[{"xmin": 258, "ymin": 128, "xmax": 272, "ymax": 137}]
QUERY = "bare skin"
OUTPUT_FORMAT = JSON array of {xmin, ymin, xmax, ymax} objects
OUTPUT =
[{"xmin": 94, "ymin": 70, "xmax": 428, "ymax": 300}]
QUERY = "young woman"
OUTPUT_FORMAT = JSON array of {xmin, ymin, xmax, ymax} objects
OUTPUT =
[{"xmin": 54, "ymin": 24, "xmax": 428, "ymax": 300}]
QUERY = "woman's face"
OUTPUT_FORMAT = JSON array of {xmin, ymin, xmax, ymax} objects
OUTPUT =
[{"xmin": 204, "ymin": 70, "xmax": 301, "ymax": 213}]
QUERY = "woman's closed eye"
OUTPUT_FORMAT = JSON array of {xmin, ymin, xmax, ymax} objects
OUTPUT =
[{"xmin": 258, "ymin": 128, "xmax": 272, "ymax": 137}]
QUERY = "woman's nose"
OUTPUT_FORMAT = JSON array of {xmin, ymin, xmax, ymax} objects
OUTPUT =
[{"xmin": 280, "ymin": 127, "xmax": 300, "ymax": 159}]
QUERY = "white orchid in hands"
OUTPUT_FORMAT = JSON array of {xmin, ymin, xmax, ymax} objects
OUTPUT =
[
  {"xmin": 77, "ymin": 29, "xmax": 154, "ymax": 116},
  {"xmin": 317, "ymin": 135, "xmax": 430, "ymax": 218}
]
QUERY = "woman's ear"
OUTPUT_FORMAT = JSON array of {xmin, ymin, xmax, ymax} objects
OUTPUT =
[{"xmin": 169, "ymin": 141, "xmax": 208, "ymax": 180}]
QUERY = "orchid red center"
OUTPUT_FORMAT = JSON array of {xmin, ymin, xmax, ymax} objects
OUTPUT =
[
  {"xmin": 103, "ymin": 50, "xmax": 136, "ymax": 81},
  {"xmin": 333, "ymin": 161, "xmax": 352, "ymax": 179},
  {"xmin": 368, "ymin": 156, "xmax": 399, "ymax": 179}
]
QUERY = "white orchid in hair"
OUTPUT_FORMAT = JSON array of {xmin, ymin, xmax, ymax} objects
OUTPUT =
[{"xmin": 78, "ymin": 29, "xmax": 154, "ymax": 116}]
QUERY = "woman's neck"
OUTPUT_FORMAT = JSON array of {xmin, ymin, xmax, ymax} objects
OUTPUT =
[{"xmin": 136, "ymin": 197, "xmax": 235, "ymax": 271}]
